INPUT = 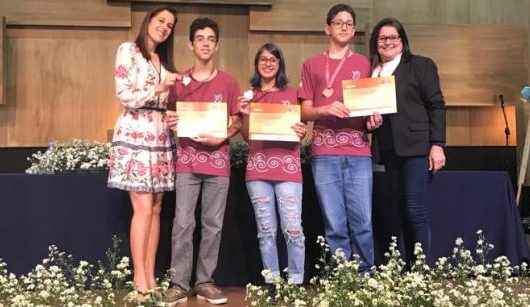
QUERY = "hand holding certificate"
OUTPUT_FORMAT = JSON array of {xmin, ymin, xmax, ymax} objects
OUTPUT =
[
  {"xmin": 176, "ymin": 101, "xmax": 227, "ymax": 139},
  {"xmin": 249, "ymin": 103, "xmax": 301, "ymax": 142},
  {"xmin": 342, "ymin": 76, "xmax": 397, "ymax": 117}
]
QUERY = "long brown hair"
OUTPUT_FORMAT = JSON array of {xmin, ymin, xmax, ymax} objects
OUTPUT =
[
  {"xmin": 369, "ymin": 17, "xmax": 411, "ymax": 70},
  {"xmin": 134, "ymin": 6, "xmax": 177, "ymax": 72}
]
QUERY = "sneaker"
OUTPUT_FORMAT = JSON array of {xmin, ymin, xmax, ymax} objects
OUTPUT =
[
  {"xmin": 194, "ymin": 283, "xmax": 228, "ymax": 305},
  {"xmin": 162, "ymin": 286, "xmax": 188, "ymax": 306},
  {"xmin": 265, "ymin": 284, "xmax": 278, "ymax": 305}
]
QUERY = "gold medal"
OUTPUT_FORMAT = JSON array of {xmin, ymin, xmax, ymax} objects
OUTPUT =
[{"xmin": 322, "ymin": 88, "xmax": 334, "ymax": 98}]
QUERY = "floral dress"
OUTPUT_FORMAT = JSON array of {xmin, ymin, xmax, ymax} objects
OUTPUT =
[{"xmin": 107, "ymin": 42, "xmax": 175, "ymax": 192}]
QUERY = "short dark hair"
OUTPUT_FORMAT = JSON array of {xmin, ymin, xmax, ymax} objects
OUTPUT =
[
  {"xmin": 369, "ymin": 17, "xmax": 412, "ymax": 69},
  {"xmin": 134, "ymin": 6, "xmax": 177, "ymax": 72},
  {"xmin": 250, "ymin": 43, "xmax": 288, "ymax": 90},
  {"xmin": 326, "ymin": 3, "xmax": 356, "ymax": 25},
  {"xmin": 189, "ymin": 17, "xmax": 219, "ymax": 42}
]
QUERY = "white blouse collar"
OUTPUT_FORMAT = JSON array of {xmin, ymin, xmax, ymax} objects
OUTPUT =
[{"xmin": 372, "ymin": 53, "xmax": 402, "ymax": 78}]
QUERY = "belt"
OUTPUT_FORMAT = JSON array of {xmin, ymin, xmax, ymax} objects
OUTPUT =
[{"xmin": 137, "ymin": 106, "xmax": 166, "ymax": 112}]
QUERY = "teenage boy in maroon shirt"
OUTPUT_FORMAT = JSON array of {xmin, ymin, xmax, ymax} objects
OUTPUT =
[
  {"xmin": 299, "ymin": 3, "xmax": 382, "ymax": 273},
  {"xmin": 165, "ymin": 17, "xmax": 241, "ymax": 305}
]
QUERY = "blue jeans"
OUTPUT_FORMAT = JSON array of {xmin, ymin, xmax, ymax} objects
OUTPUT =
[
  {"xmin": 384, "ymin": 153, "xmax": 430, "ymax": 266},
  {"xmin": 311, "ymin": 155, "xmax": 374, "ymax": 271},
  {"xmin": 246, "ymin": 181, "xmax": 305, "ymax": 284}
]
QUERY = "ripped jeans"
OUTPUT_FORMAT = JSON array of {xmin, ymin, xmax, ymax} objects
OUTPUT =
[{"xmin": 246, "ymin": 180, "xmax": 305, "ymax": 284}]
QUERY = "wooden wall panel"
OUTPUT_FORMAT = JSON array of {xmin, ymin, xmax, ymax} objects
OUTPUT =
[
  {"xmin": 119, "ymin": 0, "xmax": 272, "ymax": 4},
  {"xmin": 131, "ymin": 4, "xmax": 250, "ymax": 89},
  {"xmin": 0, "ymin": 0, "xmax": 528, "ymax": 149},
  {"xmin": 0, "ymin": 0, "xmax": 131, "ymax": 27},
  {"xmin": 373, "ymin": 0, "xmax": 529, "ymax": 27},
  {"xmin": 447, "ymin": 106, "xmax": 517, "ymax": 146},
  {"xmin": 373, "ymin": 0, "xmax": 470, "ymax": 25},
  {"xmin": 250, "ymin": 0, "xmax": 372, "ymax": 32},
  {"xmin": 0, "ymin": 17, "xmax": 5, "ymax": 106},
  {"xmin": 0, "ymin": 28, "xmax": 128, "ymax": 146},
  {"xmin": 470, "ymin": 0, "xmax": 528, "ymax": 28},
  {"xmin": 406, "ymin": 24, "xmax": 527, "ymax": 106}
]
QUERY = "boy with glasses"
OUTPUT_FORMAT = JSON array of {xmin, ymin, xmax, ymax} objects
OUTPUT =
[{"xmin": 299, "ymin": 3, "xmax": 382, "ymax": 272}]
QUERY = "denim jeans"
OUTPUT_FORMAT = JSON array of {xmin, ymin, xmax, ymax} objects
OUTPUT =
[
  {"xmin": 246, "ymin": 180, "xmax": 305, "ymax": 284},
  {"xmin": 384, "ymin": 153, "xmax": 430, "ymax": 266},
  {"xmin": 311, "ymin": 155, "xmax": 374, "ymax": 272}
]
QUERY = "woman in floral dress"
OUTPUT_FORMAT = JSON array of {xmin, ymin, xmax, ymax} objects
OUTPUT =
[{"xmin": 107, "ymin": 6, "xmax": 179, "ymax": 295}]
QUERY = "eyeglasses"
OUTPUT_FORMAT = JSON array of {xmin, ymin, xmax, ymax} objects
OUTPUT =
[
  {"xmin": 330, "ymin": 21, "xmax": 355, "ymax": 30},
  {"xmin": 377, "ymin": 35, "xmax": 401, "ymax": 44},
  {"xmin": 193, "ymin": 35, "xmax": 217, "ymax": 43},
  {"xmin": 258, "ymin": 57, "xmax": 279, "ymax": 65}
]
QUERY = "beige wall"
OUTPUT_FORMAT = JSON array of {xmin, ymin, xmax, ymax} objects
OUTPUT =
[{"xmin": 0, "ymin": 0, "xmax": 528, "ymax": 149}]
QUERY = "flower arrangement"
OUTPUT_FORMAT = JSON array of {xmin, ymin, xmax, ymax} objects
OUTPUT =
[
  {"xmin": 26, "ymin": 140, "xmax": 110, "ymax": 174},
  {"xmin": 246, "ymin": 230, "xmax": 530, "ymax": 306},
  {"xmin": 0, "ymin": 236, "xmax": 174, "ymax": 306},
  {"xmin": 0, "ymin": 232, "xmax": 528, "ymax": 306}
]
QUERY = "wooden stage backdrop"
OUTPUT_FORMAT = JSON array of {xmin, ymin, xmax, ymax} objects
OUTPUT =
[{"xmin": 0, "ymin": 0, "xmax": 529, "ymax": 176}]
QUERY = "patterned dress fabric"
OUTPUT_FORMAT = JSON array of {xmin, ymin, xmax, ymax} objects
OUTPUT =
[{"xmin": 107, "ymin": 42, "xmax": 175, "ymax": 192}]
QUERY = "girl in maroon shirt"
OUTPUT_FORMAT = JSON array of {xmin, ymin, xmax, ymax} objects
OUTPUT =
[{"xmin": 240, "ymin": 43, "xmax": 306, "ymax": 300}]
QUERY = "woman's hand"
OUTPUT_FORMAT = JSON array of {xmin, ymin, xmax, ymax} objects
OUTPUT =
[
  {"xmin": 429, "ymin": 145, "xmax": 446, "ymax": 173},
  {"xmin": 366, "ymin": 112, "xmax": 383, "ymax": 131},
  {"xmin": 291, "ymin": 122, "xmax": 307, "ymax": 140},
  {"xmin": 155, "ymin": 73, "xmax": 179, "ymax": 94},
  {"xmin": 165, "ymin": 110, "xmax": 178, "ymax": 130},
  {"xmin": 238, "ymin": 98, "xmax": 250, "ymax": 116}
]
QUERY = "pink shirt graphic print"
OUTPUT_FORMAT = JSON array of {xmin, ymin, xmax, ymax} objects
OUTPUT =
[
  {"xmin": 299, "ymin": 52, "xmax": 371, "ymax": 157},
  {"xmin": 169, "ymin": 70, "xmax": 240, "ymax": 177},
  {"xmin": 245, "ymin": 87, "xmax": 302, "ymax": 183}
]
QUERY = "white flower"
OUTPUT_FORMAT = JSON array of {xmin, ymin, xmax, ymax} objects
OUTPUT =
[
  {"xmin": 455, "ymin": 237, "xmax": 464, "ymax": 246},
  {"xmin": 474, "ymin": 265, "xmax": 486, "ymax": 275},
  {"xmin": 182, "ymin": 76, "xmax": 191, "ymax": 86},
  {"xmin": 367, "ymin": 278, "xmax": 379, "ymax": 289},
  {"xmin": 317, "ymin": 299, "xmax": 329, "ymax": 307},
  {"xmin": 39, "ymin": 290, "xmax": 50, "ymax": 299}
]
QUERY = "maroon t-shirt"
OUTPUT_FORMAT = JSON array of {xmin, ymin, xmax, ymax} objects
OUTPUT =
[
  {"xmin": 169, "ymin": 70, "xmax": 240, "ymax": 177},
  {"xmin": 245, "ymin": 87, "xmax": 302, "ymax": 183},
  {"xmin": 298, "ymin": 52, "xmax": 371, "ymax": 157}
]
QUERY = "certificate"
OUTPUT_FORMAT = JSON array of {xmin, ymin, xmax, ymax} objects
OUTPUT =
[
  {"xmin": 176, "ymin": 102, "xmax": 227, "ymax": 138},
  {"xmin": 249, "ymin": 103, "xmax": 300, "ymax": 142},
  {"xmin": 342, "ymin": 76, "xmax": 397, "ymax": 117}
]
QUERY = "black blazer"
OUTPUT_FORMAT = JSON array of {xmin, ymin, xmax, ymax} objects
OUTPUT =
[{"xmin": 374, "ymin": 54, "xmax": 446, "ymax": 158}]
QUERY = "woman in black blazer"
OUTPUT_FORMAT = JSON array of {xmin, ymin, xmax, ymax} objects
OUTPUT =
[{"xmin": 369, "ymin": 17, "xmax": 446, "ymax": 266}]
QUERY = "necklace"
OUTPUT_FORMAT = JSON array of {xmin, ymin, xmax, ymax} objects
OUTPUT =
[
  {"xmin": 179, "ymin": 66, "xmax": 218, "ymax": 101},
  {"xmin": 322, "ymin": 49, "xmax": 351, "ymax": 98},
  {"xmin": 190, "ymin": 66, "xmax": 217, "ymax": 82}
]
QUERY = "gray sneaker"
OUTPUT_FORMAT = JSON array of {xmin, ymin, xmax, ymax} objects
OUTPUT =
[
  {"xmin": 194, "ymin": 283, "xmax": 228, "ymax": 305},
  {"xmin": 163, "ymin": 286, "xmax": 188, "ymax": 306}
]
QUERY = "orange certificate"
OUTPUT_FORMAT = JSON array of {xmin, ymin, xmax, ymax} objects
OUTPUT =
[
  {"xmin": 176, "ymin": 102, "xmax": 227, "ymax": 139},
  {"xmin": 342, "ymin": 76, "xmax": 397, "ymax": 117},
  {"xmin": 249, "ymin": 103, "xmax": 300, "ymax": 142}
]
